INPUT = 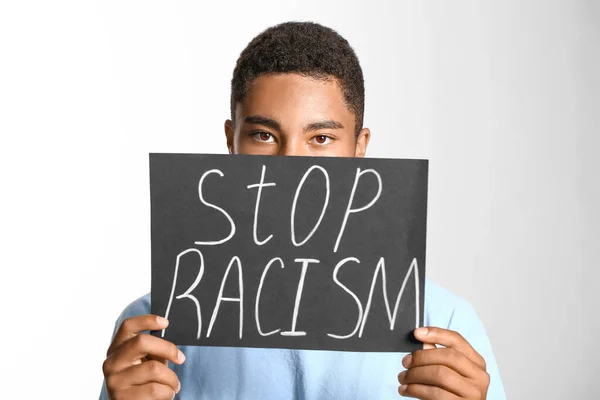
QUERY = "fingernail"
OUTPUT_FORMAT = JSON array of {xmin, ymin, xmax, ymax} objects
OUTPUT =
[
  {"xmin": 158, "ymin": 316, "xmax": 169, "ymax": 326},
  {"xmin": 402, "ymin": 354, "xmax": 412, "ymax": 368},
  {"xmin": 177, "ymin": 350, "xmax": 186, "ymax": 363},
  {"xmin": 399, "ymin": 384, "xmax": 407, "ymax": 395},
  {"xmin": 415, "ymin": 327, "xmax": 428, "ymax": 336},
  {"xmin": 398, "ymin": 370, "xmax": 406, "ymax": 383},
  {"xmin": 176, "ymin": 381, "xmax": 181, "ymax": 393}
]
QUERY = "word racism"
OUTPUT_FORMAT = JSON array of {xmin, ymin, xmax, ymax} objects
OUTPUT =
[{"xmin": 150, "ymin": 153, "xmax": 428, "ymax": 352}]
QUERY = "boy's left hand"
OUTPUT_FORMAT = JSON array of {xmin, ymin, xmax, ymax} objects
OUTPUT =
[{"xmin": 397, "ymin": 327, "xmax": 490, "ymax": 399}]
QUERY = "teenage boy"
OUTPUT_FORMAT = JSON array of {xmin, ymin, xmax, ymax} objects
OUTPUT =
[{"xmin": 100, "ymin": 21, "xmax": 506, "ymax": 400}]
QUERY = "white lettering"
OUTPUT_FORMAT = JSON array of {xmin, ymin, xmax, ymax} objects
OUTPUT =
[
  {"xmin": 195, "ymin": 169, "xmax": 236, "ymax": 245},
  {"xmin": 291, "ymin": 165, "xmax": 330, "ymax": 247},
  {"xmin": 359, "ymin": 257, "xmax": 420, "ymax": 337},
  {"xmin": 327, "ymin": 257, "xmax": 364, "ymax": 339},
  {"xmin": 162, "ymin": 248, "xmax": 205, "ymax": 339},
  {"xmin": 281, "ymin": 258, "xmax": 320, "ymax": 336},
  {"xmin": 255, "ymin": 257, "xmax": 285, "ymax": 336},
  {"xmin": 247, "ymin": 165, "xmax": 276, "ymax": 246},
  {"xmin": 334, "ymin": 168, "xmax": 382, "ymax": 253},
  {"xmin": 206, "ymin": 256, "xmax": 244, "ymax": 338}
]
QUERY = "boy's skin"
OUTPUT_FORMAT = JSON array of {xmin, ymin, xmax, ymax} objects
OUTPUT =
[{"xmin": 102, "ymin": 73, "xmax": 490, "ymax": 399}]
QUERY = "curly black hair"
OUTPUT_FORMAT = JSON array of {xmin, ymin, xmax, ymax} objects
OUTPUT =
[{"xmin": 230, "ymin": 21, "xmax": 365, "ymax": 136}]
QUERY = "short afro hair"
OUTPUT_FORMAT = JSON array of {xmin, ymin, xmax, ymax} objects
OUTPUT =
[{"xmin": 230, "ymin": 21, "xmax": 365, "ymax": 135}]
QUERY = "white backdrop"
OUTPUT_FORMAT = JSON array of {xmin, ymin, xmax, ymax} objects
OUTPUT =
[{"xmin": 0, "ymin": 1, "xmax": 598, "ymax": 399}]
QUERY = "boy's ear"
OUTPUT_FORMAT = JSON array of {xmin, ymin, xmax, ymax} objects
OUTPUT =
[
  {"xmin": 354, "ymin": 127, "xmax": 371, "ymax": 158},
  {"xmin": 224, "ymin": 119, "xmax": 234, "ymax": 154}
]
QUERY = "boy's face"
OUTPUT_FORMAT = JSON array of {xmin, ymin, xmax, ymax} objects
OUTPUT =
[{"xmin": 225, "ymin": 73, "xmax": 370, "ymax": 158}]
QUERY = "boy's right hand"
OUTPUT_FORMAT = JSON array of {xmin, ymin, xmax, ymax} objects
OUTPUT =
[{"xmin": 102, "ymin": 315, "xmax": 185, "ymax": 399}]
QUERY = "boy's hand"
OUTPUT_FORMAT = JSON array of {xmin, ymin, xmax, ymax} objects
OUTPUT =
[
  {"xmin": 102, "ymin": 315, "xmax": 186, "ymax": 399},
  {"xmin": 397, "ymin": 327, "xmax": 490, "ymax": 399}
]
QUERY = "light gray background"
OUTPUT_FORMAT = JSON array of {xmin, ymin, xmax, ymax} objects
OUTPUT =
[{"xmin": 0, "ymin": 1, "xmax": 597, "ymax": 399}]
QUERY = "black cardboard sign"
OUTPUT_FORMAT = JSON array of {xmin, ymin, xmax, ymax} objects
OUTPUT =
[{"xmin": 150, "ymin": 153, "xmax": 428, "ymax": 352}]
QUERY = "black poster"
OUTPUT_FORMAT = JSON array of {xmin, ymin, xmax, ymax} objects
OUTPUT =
[{"xmin": 150, "ymin": 153, "xmax": 428, "ymax": 352}]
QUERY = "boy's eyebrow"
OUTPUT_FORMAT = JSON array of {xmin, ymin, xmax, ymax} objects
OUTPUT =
[
  {"xmin": 243, "ymin": 116, "xmax": 345, "ymax": 132},
  {"xmin": 244, "ymin": 115, "xmax": 281, "ymax": 131},
  {"xmin": 304, "ymin": 120, "xmax": 344, "ymax": 132}
]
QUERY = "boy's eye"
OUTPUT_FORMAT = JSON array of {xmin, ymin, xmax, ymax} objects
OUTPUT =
[
  {"xmin": 252, "ymin": 132, "xmax": 275, "ymax": 143},
  {"xmin": 312, "ymin": 135, "xmax": 332, "ymax": 145}
]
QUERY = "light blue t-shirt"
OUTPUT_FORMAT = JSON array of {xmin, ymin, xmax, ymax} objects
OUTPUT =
[{"xmin": 99, "ymin": 278, "xmax": 506, "ymax": 399}]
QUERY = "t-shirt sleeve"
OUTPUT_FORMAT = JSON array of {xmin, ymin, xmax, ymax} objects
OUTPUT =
[{"xmin": 446, "ymin": 298, "xmax": 507, "ymax": 400}]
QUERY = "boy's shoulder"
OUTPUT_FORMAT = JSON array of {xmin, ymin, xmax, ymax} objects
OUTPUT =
[
  {"xmin": 121, "ymin": 292, "xmax": 151, "ymax": 317},
  {"xmin": 110, "ymin": 292, "xmax": 151, "ymax": 333},
  {"xmin": 424, "ymin": 278, "xmax": 480, "ymax": 328}
]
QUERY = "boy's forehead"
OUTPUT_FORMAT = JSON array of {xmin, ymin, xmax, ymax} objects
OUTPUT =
[{"xmin": 236, "ymin": 73, "xmax": 354, "ymax": 124}]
